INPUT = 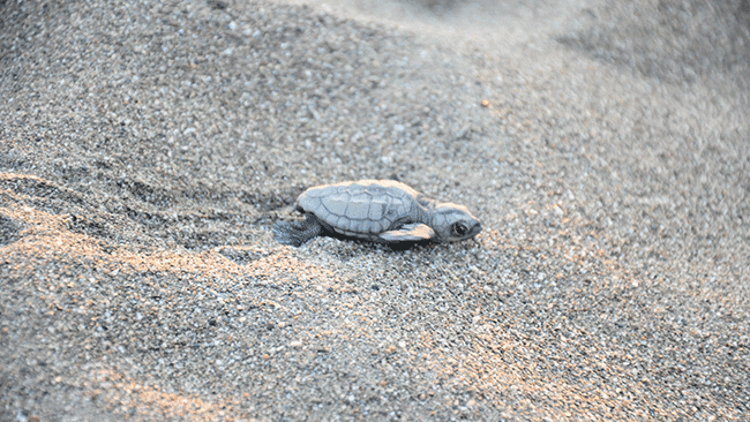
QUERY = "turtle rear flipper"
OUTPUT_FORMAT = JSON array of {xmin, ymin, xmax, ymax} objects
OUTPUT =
[
  {"xmin": 379, "ymin": 223, "xmax": 435, "ymax": 243},
  {"xmin": 273, "ymin": 213, "xmax": 323, "ymax": 247}
]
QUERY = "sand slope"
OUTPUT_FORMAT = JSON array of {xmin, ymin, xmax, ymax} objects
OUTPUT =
[{"xmin": 1, "ymin": 0, "xmax": 749, "ymax": 420}]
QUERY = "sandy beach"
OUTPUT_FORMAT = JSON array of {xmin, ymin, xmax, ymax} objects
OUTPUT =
[{"xmin": 1, "ymin": 0, "xmax": 749, "ymax": 420}]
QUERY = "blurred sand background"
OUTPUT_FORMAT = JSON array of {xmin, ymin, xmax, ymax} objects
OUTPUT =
[{"xmin": 1, "ymin": 0, "xmax": 749, "ymax": 420}]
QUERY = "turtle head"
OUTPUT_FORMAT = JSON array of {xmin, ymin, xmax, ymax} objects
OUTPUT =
[{"xmin": 431, "ymin": 203, "xmax": 482, "ymax": 242}]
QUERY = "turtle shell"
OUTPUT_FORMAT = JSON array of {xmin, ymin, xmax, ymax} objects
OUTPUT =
[{"xmin": 297, "ymin": 180, "xmax": 420, "ymax": 239}]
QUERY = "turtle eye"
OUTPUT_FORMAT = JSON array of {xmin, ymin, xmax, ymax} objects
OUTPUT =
[{"xmin": 452, "ymin": 223, "xmax": 468, "ymax": 236}]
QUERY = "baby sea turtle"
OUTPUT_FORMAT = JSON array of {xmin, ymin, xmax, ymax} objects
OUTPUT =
[{"xmin": 273, "ymin": 179, "xmax": 481, "ymax": 246}]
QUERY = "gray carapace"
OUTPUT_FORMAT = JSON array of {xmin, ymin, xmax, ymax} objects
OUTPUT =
[{"xmin": 273, "ymin": 179, "xmax": 482, "ymax": 247}]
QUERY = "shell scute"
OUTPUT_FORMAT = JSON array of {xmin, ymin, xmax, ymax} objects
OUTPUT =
[
  {"xmin": 345, "ymin": 197, "xmax": 372, "ymax": 221},
  {"xmin": 368, "ymin": 195, "xmax": 395, "ymax": 220},
  {"xmin": 297, "ymin": 194, "xmax": 318, "ymax": 211},
  {"xmin": 367, "ymin": 200, "xmax": 384, "ymax": 220},
  {"xmin": 322, "ymin": 192, "xmax": 349, "ymax": 217}
]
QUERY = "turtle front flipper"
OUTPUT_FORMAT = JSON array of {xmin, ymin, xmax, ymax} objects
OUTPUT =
[
  {"xmin": 379, "ymin": 223, "xmax": 435, "ymax": 243},
  {"xmin": 273, "ymin": 213, "xmax": 323, "ymax": 247}
]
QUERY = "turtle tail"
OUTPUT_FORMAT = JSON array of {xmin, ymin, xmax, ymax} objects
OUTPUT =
[{"xmin": 272, "ymin": 213, "xmax": 323, "ymax": 247}]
